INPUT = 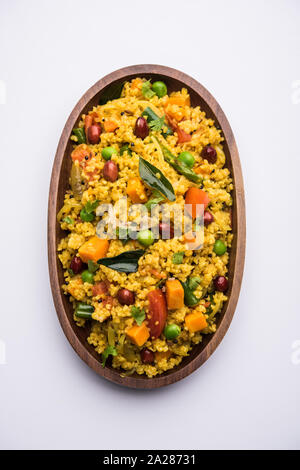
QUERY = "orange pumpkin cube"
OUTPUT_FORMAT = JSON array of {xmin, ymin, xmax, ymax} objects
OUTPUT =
[
  {"xmin": 78, "ymin": 236, "xmax": 109, "ymax": 263},
  {"xmin": 165, "ymin": 280, "xmax": 184, "ymax": 309},
  {"xmin": 126, "ymin": 322, "xmax": 150, "ymax": 347},
  {"xmin": 126, "ymin": 177, "xmax": 148, "ymax": 203},
  {"xmin": 185, "ymin": 312, "xmax": 208, "ymax": 333}
]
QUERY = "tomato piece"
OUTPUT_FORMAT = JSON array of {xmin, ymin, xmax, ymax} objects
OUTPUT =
[
  {"xmin": 147, "ymin": 289, "xmax": 167, "ymax": 338},
  {"xmin": 165, "ymin": 113, "xmax": 191, "ymax": 144},
  {"xmin": 92, "ymin": 281, "xmax": 109, "ymax": 297}
]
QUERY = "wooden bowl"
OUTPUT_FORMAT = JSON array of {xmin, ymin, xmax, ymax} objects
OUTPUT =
[{"xmin": 48, "ymin": 65, "xmax": 245, "ymax": 389}]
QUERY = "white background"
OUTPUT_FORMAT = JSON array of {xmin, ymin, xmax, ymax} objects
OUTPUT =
[{"xmin": 0, "ymin": 0, "xmax": 299, "ymax": 450}]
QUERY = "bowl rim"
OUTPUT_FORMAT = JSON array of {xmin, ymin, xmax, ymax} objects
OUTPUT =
[{"xmin": 48, "ymin": 64, "xmax": 246, "ymax": 389}]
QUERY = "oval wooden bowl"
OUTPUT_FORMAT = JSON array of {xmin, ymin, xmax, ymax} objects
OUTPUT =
[{"xmin": 48, "ymin": 65, "xmax": 245, "ymax": 389}]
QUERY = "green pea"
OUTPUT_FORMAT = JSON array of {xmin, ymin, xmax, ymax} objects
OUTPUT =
[
  {"xmin": 213, "ymin": 240, "xmax": 227, "ymax": 256},
  {"xmin": 164, "ymin": 324, "xmax": 181, "ymax": 340},
  {"xmin": 178, "ymin": 152, "xmax": 195, "ymax": 168},
  {"xmin": 152, "ymin": 81, "xmax": 167, "ymax": 98},
  {"xmin": 80, "ymin": 208, "xmax": 95, "ymax": 222},
  {"xmin": 137, "ymin": 229, "xmax": 155, "ymax": 247},
  {"xmin": 101, "ymin": 146, "xmax": 117, "ymax": 161},
  {"xmin": 81, "ymin": 270, "xmax": 94, "ymax": 284}
]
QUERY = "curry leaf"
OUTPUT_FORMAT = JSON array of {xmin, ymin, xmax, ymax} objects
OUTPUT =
[
  {"xmin": 130, "ymin": 306, "xmax": 146, "ymax": 326},
  {"xmin": 139, "ymin": 157, "xmax": 175, "ymax": 202},
  {"xmin": 88, "ymin": 260, "xmax": 99, "ymax": 273},
  {"xmin": 97, "ymin": 250, "xmax": 145, "ymax": 273}
]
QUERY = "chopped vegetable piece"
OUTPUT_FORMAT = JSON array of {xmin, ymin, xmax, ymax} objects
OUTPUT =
[
  {"xmin": 157, "ymin": 140, "xmax": 202, "ymax": 184},
  {"xmin": 102, "ymin": 345, "xmax": 117, "ymax": 367},
  {"xmin": 167, "ymin": 95, "xmax": 190, "ymax": 107},
  {"xmin": 63, "ymin": 216, "xmax": 74, "ymax": 224},
  {"xmin": 84, "ymin": 115, "xmax": 93, "ymax": 136},
  {"xmin": 142, "ymin": 80, "xmax": 156, "ymax": 99},
  {"xmin": 97, "ymin": 250, "xmax": 145, "ymax": 273},
  {"xmin": 72, "ymin": 128, "xmax": 86, "ymax": 144},
  {"xmin": 101, "ymin": 146, "xmax": 117, "ymax": 161},
  {"xmin": 120, "ymin": 143, "xmax": 132, "ymax": 156},
  {"xmin": 165, "ymin": 113, "xmax": 191, "ymax": 143},
  {"xmin": 165, "ymin": 280, "xmax": 184, "ymax": 309},
  {"xmin": 75, "ymin": 303, "xmax": 94, "ymax": 319},
  {"xmin": 126, "ymin": 177, "xmax": 148, "ymax": 203},
  {"xmin": 139, "ymin": 157, "xmax": 175, "ymax": 202},
  {"xmin": 103, "ymin": 120, "xmax": 118, "ymax": 133},
  {"xmin": 185, "ymin": 311, "xmax": 207, "ymax": 333},
  {"xmin": 80, "ymin": 200, "xmax": 99, "ymax": 222},
  {"xmin": 185, "ymin": 187, "xmax": 210, "ymax": 219},
  {"xmin": 155, "ymin": 350, "xmax": 172, "ymax": 362},
  {"xmin": 147, "ymin": 289, "xmax": 167, "ymax": 338},
  {"xmin": 70, "ymin": 163, "xmax": 83, "ymax": 200},
  {"xmin": 71, "ymin": 144, "xmax": 91, "ymax": 163},
  {"xmin": 164, "ymin": 324, "xmax": 181, "ymax": 340},
  {"xmin": 152, "ymin": 81, "xmax": 167, "ymax": 98},
  {"xmin": 130, "ymin": 306, "xmax": 146, "ymax": 326},
  {"xmin": 148, "ymin": 115, "xmax": 166, "ymax": 132},
  {"xmin": 181, "ymin": 280, "xmax": 200, "ymax": 307},
  {"xmin": 126, "ymin": 322, "xmax": 150, "ymax": 347},
  {"xmin": 172, "ymin": 251, "xmax": 185, "ymax": 265},
  {"xmin": 144, "ymin": 190, "xmax": 165, "ymax": 211},
  {"xmin": 79, "ymin": 236, "xmax": 109, "ymax": 263},
  {"xmin": 92, "ymin": 281, "xmax": 108, "ymax": 296},
  {"xmin": 142, "ymin": 107, "xmax": 172, "ymax": 137},
  {"xmin": 137, "ymin": 229, "xmax": 155, "ymax": 247},
  {"xmin": 188, "ymin": 276, "xmax": 201, "ymax": 292}
]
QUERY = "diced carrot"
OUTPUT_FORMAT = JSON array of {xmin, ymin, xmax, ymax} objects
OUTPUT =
[
  {"xmin": 164, "ymin": 104, "xmax": 185, "ymax": 122},
  {"xmin": 71, "ymin": 144, "xmax": 92, "ymax": 163},
  {"xmin": 78, "ymin": 236, "xmax": 109, "ymax": 263},
  {"xmin": 84, "ymin": 115, "xmax": 93, "ymax": 136},
  {"xmin": 150, "ymin": 269, "xmax": 166, "ymax": 279},
  {"xmin": 155, "ymin": 350, "xmax": 172, "ymax": 362},
  {"xmin": 92, "ymin": 281, "xmax": 108, "ymax": 297},
  {"xmin": 185, "ymin": 187, "xmax": 210, "ymax": 219},
  {"xmin": 204, "ymin": 301, "xmax": 211, "ymax": 308},
  {"xmin": 165, "ymin": 280, "xmax": 184, "ymax": 309},
  {"xmin": 131, "ymin": 78, "xmax": 143, "ymax": 90},
  {"xmin": 167, "ymin": 95, "xmax": 190, "ymax": 107},
  {"xmin": 126, "ymin": 177, "xmax": 148, "ymax": 203},
  {"xmin": 103, "ymin": 120, "xmax": 118, "ymax": 133},
  {"xmin": 126, "ymin": 322, "xmax": 150, "ymax": 347},
  {"xmin": 185, "ymin": 311, "xmax": 208, "ymax": 333},
  {"xmin": 184, "ymin": 230, "xmax": 203, "ymax": 250}
]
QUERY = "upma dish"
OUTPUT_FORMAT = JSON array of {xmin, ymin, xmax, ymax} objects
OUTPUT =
[{"xmin": 57, "ymin": 78, "xmax": 233, "ymax": 378}]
